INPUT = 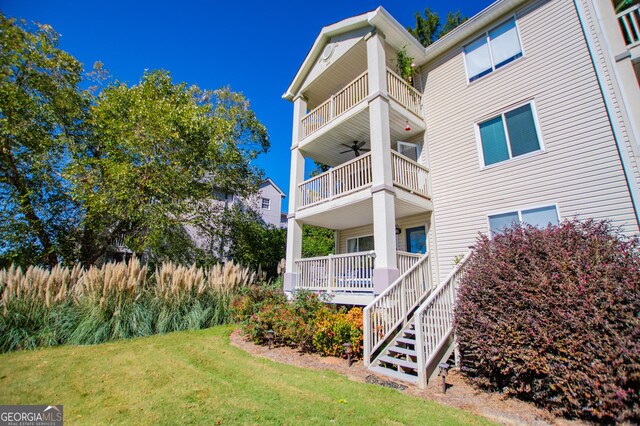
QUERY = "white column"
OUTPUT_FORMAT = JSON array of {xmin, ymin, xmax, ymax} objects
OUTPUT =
[
  {"xmin": 284, "ymin": 96, "xmax": 307, "ymax": 292},
  {"xmin": 366, "ymin": 31, "xmax": 399, "ymax": 294}
]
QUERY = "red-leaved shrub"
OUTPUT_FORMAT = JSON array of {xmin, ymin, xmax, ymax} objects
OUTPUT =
[{"xmin": 454, "ymin": 219, "xmax": 640, "ymax": 422}]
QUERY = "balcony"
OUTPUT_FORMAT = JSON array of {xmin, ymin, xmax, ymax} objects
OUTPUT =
[
  {"xmin": 294, "ymin": 251, "xmax": 422, "ymax": 297},
  {"xmin": 300, "ymin": 68, "xmax": 423, "ymax": 141},
  {"xmin": 618, "ymin": 4, "xmax": 640, "ymax": 48},
  {"xmin": 297, "ymin": 151, "xmax": 430, "ymax": 211}
]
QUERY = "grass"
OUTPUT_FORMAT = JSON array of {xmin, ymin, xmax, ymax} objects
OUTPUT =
[{"xmin": 0, "ymin": 326, "xmax": 493, "ymax": 425}]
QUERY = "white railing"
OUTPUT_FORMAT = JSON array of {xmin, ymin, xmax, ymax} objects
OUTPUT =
[
  {"xmin": 300, "ymin": 71, "xmax": 369, "ymax": 139},
  {"xmin": 294, "ymin": 251, "xmax": 375, "ymax": 293},
  {"xmin": 396, "ymin": 251, "xmax": 421, "ymax": 275},
  {"xmin": 386, "ymin": 68, "xmax": 422, "ymax": 117},
  {"xmin": 391, "ymin": 151, "xmax": 430, "ymax": 198},
  {"xmin": 298, "ymin": 153, "xmax": 372, "ymax": 208},
  {"xmin": 415, "ymin": 252, "xmax": 471, "ymax": 388},
  {"xmin": 618, "ymin": 4, "xmax": 640, "ymax": 48},
  {"xmin": 363, "ymin": 253, "xmax": 432, "ymax": 366}
]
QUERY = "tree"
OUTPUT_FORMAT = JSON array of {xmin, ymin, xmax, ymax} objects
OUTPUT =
[
  {"xmin": 70, "ymin": 71, "xmax": 270, "ymax": 266},
  {"xmin": 0, "ymin": 14, "xmax": 87, "ymax": 267},
  {"xmin": 302, "ymin": 225, "xmax": 334, "ymax": 258},
  {"xmin": 407, "ymin": 8, "xmax": 468, "ymax": 48}
]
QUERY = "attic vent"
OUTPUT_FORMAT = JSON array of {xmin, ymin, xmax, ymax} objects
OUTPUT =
[{"xmin": 322, "ymin": 43, "xmax": 335, "ymax": 62}]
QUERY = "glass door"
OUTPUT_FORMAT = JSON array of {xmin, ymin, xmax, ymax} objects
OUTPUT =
[{"xmin": 406, "ymin": 226, "xmax": 427, "ymax": 254}]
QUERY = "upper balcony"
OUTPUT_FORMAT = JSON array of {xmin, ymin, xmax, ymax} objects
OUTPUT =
[
  {"xmin": 617, "ymin": 3, "xmax": 640, "ymax": 49},
  {"xmin": 299, "ymin": 68, "xmax": 424, "ymax": 149}
]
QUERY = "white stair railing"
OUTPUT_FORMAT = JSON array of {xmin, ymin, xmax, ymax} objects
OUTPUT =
[
  {"xmin": 363, "ymin": 253, "xmax": 432, "ymax": 366},
  {"xmin": 396, "ymin": 251, "xmax": 421, "ymax": 275},
  {"xmin": 415, "ymin": 252, "xmax": 471, "ymax": 388}
]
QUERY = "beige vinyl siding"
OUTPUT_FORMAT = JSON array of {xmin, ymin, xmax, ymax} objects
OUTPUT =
[
  {"xmin": 337, "ymin": 214, "xmax": 430, "ymax": 254},
  {"xmin": 421, "ymin": 0, "xmax": 639, "ymax": 281}
]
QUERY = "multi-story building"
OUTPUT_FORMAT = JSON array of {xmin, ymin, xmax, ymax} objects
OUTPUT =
[{"xmin": 282, "ymin": 0, "xmax": 640, "ymax": 386}]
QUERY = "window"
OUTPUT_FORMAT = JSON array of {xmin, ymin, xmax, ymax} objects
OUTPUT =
[
  {"xmin": 261, "ymin": 198, "xmax": 270, "ymax": 210},
  {"xmin": 464, "ymin": 18, "xmax": 523, "ymax": 82},
  {"xmin": 478, "ymin": 102, "xmax": 541, "ymax": 166},
  {"xmin": 488, "ymin": 205, "xmax": 559, "ymax": 236},
  {"xmin": 346, "ymin": 235, "xmax": 374, "ymax": 253},
  {"xmin": 397, "ymin": 141, "xmax": 421, "ymax": 162}
]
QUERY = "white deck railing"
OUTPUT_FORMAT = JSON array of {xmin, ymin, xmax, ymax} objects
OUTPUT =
[
  {"xmin": 392, "ymin": 151, "xmax": 430, "ymax": 198},
  {"xmin": 300, "ymin": 71, "xmax": 369, "ymax": 139},
  {"xmin": 618, "ymin": 4, "xmax": 640, "ymax": 48},
  {"xmin": 396, "ymin": 251, "xmax": 421, "ymax": 275},
  {"xmin": 297, "ymin": 152, "xmax": 372, "ymax": 208},
  {"xmin": 415, "ymin": 252, "xmax": 471, "ymax": 388},
  {"xmin": 386, "ymin": 68, "xmax": 422, "ymax": 117},
  {"xmin": 294, "ymin": 251, "xmax": 375, "ymax": 293},
  {"xmin": 363, "ymin": 253, "xmax": 432, "ymax": 366}
]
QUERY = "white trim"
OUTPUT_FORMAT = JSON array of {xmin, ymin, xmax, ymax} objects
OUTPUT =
[
  {"xmin": 463, "ymin": 15, "xmax": 525, "ymax": 84},
  {"xmin": 486, "ymin": 203, "xmax": 561, "ymax": 237},
  {"xmin": 475, "ymin": 99, "xmax": 545, "ymax": 169},
  {"xmin": 261, "ymin": 197, "xmax": 271, "ymax": 210}
]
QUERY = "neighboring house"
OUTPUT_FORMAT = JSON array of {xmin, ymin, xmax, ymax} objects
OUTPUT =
[
  {"xmin": 257, "ymin": 178, "xmax": 287, "ymax": 228},
  {"xmin": 282, "ymin": 0, "xmax": 640, "ymax": 386}
]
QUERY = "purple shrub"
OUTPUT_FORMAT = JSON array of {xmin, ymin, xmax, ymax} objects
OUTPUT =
[{"xmin": 454, "ymin": 219, "xmax": 640, "ymax": 422}]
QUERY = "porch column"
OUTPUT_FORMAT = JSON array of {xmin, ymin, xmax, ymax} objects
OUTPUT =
[
  {"xmin": 284, "ymin": 95, "xmax": 307, "ymax": 292},
  {"xmin": 366, "ymin": 31, "xmax": 399, "ymax": 294}
]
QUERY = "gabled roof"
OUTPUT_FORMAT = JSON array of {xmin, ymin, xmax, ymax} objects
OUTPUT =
[
  {"xmin": 283, "ymin": 1, "xmax": 530, "ymax": 102},
  {"xmin": 260, "ymin": 178, "xmax": 286, "ymax": 198}
]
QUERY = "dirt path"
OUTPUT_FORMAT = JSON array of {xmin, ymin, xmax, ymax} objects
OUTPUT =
[{"xmin": 230, "ymin": 330, "xmax": 587, "ymax": 426}]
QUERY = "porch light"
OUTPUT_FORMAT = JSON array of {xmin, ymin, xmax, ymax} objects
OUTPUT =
[
  {"xmin": 343, "ymin": 342, "xmax": 353, "ymax": 367},
  {"xmin": 395, "ymin": 225, "xmax": 401, "ymax": 235},
  {"xmin": 267, "ymin": 329, "xmax": 275, "ymax": 350},
  {"xmin": 405, "ymin": 119, "xmax": 411, "ymax": 132},
  {"xmin": 438, "ymin": 362, "xmax": 450, "ymax": 393}
]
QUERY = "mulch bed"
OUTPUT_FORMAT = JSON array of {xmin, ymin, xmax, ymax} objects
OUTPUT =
[{"xmin": 230, "ymin": 329, "xmax": 587, "ymax": 426}]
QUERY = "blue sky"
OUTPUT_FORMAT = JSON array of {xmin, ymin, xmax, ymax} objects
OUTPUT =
[{"xmin": 2, "ymin": 0, "xmax": 493, "ymax": 212}]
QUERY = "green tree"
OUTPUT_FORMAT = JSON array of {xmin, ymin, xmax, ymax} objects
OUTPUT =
[
  {"xmin": 407, "ymin": 8, "xmax": 467, "ymax": 48},
  {"xmin": 71, "ymin": 71, "xmax": 270, "ymax": 266},
  {"xmin": 302, "ymin": 225, "xmax": 334, "ymax": 258},
  {"xmin": 0, "ymin": 14, "xmax": 87, "ymax": 267}
]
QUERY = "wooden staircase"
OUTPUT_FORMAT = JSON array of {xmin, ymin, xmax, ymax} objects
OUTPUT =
[{"xmin": 363, "ymin": 253, "xmax": 470, "ymax": 388}]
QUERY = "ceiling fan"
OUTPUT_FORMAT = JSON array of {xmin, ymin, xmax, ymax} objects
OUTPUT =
[{"xmin": 340, "ymin": 141, "xmax": 370, "ymax": 157}]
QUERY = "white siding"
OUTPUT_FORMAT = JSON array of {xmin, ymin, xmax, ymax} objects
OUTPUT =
[{"xmin": 421, "ymin": 0, "xmax": 639, "ymax": 281}]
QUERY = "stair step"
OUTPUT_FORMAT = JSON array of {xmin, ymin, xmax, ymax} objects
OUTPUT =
[
  {"xmin": 403, "ymin": 329, "xmax": 416, "ymax": 336},
  {"xmin": 387, "ymin": 346, "xmax": 416, "ymax": 357},
  {"xmin": 396, "ymin": 337, "xmax": 416, "ymax": 346},
  {"xmin": 378, "ymin": 355, "xmax": 418, "ymax": 369},
  {"xmin": 369, "ymin": 365, "xmax": 418, "ymax": 384}
]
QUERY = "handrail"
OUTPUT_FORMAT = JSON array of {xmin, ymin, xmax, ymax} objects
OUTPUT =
[
  {"xmin": 294, "ymin": 251, "xmax": 375, "ymax": 293},
  {"xmin": 300, "ymin": 71, "xmax": 369, "ymax": 139},
  {"xmin": 391, "ymin": 151, "xmax": 430, "ymax": 198},
  {"xmin": 297, "ymin": 152, "xmax": 372, "ymax": 208},
  {"xmin": 363, "ymin": 253, "xmax": 432, "ymax": 366},
  {"xmin": 415, "ymin": 252, "xmax": 472, "ymax": 388},
  {"xmin": 386, "ymin": 68, "xmax": 422, "ymax": 117},
  {"xmin": 617, "ymin": 4, "xmax": 640, "ymax": 48}
]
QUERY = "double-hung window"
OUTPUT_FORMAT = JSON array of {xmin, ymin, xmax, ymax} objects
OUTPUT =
[
  {"xmin": 346, "ymin": 235, "xmax": 374, "ymax": 253},
  {"xmin": 464, "ymin": 17, "xmax": 523, "ymax": 82},
  {"xmin": 261, "ymin": 198, "xmax": 270, "ymax": 210},
  {"xmin": 488, "ymin": 205, "xmax": 559, "ymax": 236},
  {"xmin": 478, "ymin": 102, "xmax": 542, "ymax": 166}
]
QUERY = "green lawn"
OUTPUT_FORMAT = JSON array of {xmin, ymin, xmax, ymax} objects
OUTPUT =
[{"xmin": 0, "ymin": 326, "xmax": 491, "ymax": 425}]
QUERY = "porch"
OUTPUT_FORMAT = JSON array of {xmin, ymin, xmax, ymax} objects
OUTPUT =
[{"xmin": 293, "ymin": 251, "xmax": 422, "ymax": 304}]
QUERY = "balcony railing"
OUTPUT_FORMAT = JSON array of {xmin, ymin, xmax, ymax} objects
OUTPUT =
[
  {"xmin": 618, "ymin": 4, "xmax": 640, "ymax": 47},
  {"xmin": 386, "ymin": 68, "xmax": 422, "ymax": 117},
  {"xmin": 295, "ymin": 251, "xmax": 376, "ymax": 293},
  {"xmin": 298, "ymin": 152, "xmax": 372, "ymax": 208},
  {"xmin": 300, "ymin": 71, "xmax": 369, "ymax": 139},
  {"xmin": 391, "ymin": 151, "xmax": 430, "ymax": 198},
  {"xmin": 397, "ymin": 251, "xmax": 422, "ymax": 275}
]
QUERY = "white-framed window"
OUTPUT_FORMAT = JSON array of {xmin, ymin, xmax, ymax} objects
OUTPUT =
[
  {"xmin": 476, "ymin": 101, "xmax": 543, "ymax": 167},
  {"xmin": 346, "ymin": 235, "xmax": 374, "ymax": 253},
  {"xmin": 464, "ymin": 17, "xmax": 523, "ymax": 82},
  {"xmin": 261, "ymin": 197, "xmax": 270, "ymax": 210},
  {"xmin": 488, "ymin": 205, "xmax": 559, "ymax": 236},
  {"xmin": 397, "ymin": 141, "xmax": 421, "ymax": 162}
]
